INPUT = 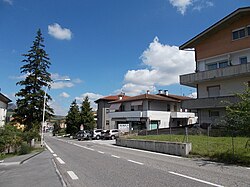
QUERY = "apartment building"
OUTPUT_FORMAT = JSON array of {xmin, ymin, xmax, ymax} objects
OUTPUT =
[
  {"xmin": 108, "ymin": 91, "xmax": 196, "ymax": 131},
  {"xmin": 0, "ymin": 93, "xmax": 12, "ymax": 127},
  {"xmin": 94, "ymin": 94, "xmax": 129, "ymax": 129},
  {"xmin": 179, "ymin": 7, "xmax": 250, "ymax": 126}
]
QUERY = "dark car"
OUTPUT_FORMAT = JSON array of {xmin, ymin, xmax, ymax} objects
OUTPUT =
[{"xmin": 76, "ymin": 130, "xmax": 92, "ymax": 141}]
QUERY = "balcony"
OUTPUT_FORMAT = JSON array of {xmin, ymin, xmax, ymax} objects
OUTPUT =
[
  {"xmin": 180, "ymin": 63, "xmax": 250, "ymax": 87},
  {"xmin": 181, "ymin": 96, "xmax": 240, "ymax": 109}
]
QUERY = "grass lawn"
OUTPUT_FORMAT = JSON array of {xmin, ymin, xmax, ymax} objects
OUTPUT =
[{"xmin": 127, "ymin": 134, "xmax": 250, "ymax": 166}]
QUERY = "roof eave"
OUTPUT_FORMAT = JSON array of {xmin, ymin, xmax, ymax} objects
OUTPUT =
[{"xmin": 179, "ymin": 7, "xmax": 250, "ymax": 50}]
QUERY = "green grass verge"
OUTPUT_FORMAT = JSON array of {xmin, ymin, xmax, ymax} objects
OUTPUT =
[{"xmin": 126, "ymin": 135, "xmax": 250, "ymax": 166}]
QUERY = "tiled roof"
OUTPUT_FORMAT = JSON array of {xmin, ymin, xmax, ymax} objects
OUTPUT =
[
  {"xmin": 158, "ymin": 94, "xmax": 192, "ymax": 101},
  {"xmin": 94, "ymin": 95, "xmax": 130, "ymax": 103},
  {"xmin": 110, "ymin": 93, "xmax": 179, "ymax": 103}
]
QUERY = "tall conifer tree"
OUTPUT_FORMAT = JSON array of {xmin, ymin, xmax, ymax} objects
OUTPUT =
[
  {"xmin": 80, "ymin": 96, "xmax": 95, "ymax": 130},
  {"xmin": 15, "ymin": 29, "xmax": 54, "ymax": 131},
  {"xmin": 66, "ymin": 100, "xmax": 81, "ymax": 135}
]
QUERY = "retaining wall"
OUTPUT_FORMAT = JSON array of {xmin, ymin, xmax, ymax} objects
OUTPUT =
[{"xmin": 116, "ymin": 138, "xmax": 192, "ymax": 156}]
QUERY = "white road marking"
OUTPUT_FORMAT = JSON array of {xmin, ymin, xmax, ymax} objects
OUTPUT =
[
  {"xmin": 168, "ymin": 171, "xmax": 224, "ymax": 187},
  {"xmin": 53, "ymin": 154, "xmax": 57, "ymax": 157},
  {"xmin": 127, "ymin": 159, "xmax": 144, "ymax": 165},
  {"xmin": 67, "ymin": 171, "xmax": 79, "ymax": 180},
  {"xmin": 247, "ymin": 168, "xmax": 250, "ymax": 170},
  {"xmin": 84, "ymin": 147, "xmax": 95, "ymax": 151},
  {"xmin": 56, "ymin": 157, "xmax": 65, "ymax": 164},
  {"xmin": 111, "ymin": 155, "xmax": 120, "ymax": 158},
  {"xmin": 0, "ymin": 162, "xmax": 20, "ymax": 166},
  {"xmin": 44, "ymin": 142, "xmax": 54, "ymax": 154},
  {"xmin": 98, "ymin": 151, "xmax": 105, "ymax": 154}
]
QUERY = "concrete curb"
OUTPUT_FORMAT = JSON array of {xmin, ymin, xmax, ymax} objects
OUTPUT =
[{"xmin": 20, "ymin": 150, "xmax": 44, "ymax": 164}]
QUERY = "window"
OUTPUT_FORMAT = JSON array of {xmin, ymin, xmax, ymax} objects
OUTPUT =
[
  {"xmin": 248, "ymin": 26, "xmax": 250, "ymax": 36},
  {"xmin": 219, "ymin": 61, "xmax": 228, "ymax": 68},
  {"xmin": 232, "ymin": 28, "xmax": 245, "ymax": 40},
  {"xmin": 240, "ymin": 57, "xmax": 247, "ymax": 64},
  {"xmin": 120, "ymin": 104, "xmax": 125, "ymax": 111},
  {"xmin": 131, "ymin": 105, "xmax": 134, "ymax": 111},
  {"xmin": 207, "ymin": 85, "xmax": 220, "ymax": 97},
  {"xmin": 209, "ymin": 111, "xmax": 220, "ymax": 117},
  {"xmin": 207, "ymin": 63, "xmax": 217, "ymax": 70},
  {"xmin": 167, "ymin": 104, "xmax": 170, "ymax": 111}
]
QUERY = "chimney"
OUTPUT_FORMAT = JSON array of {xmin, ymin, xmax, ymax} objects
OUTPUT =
[
  {"xmin": 164, "ymin": 90, "xmax": 169, "ymax": 96},
  {"xmin": 118, "ymin": 92, "xmax": 125, "ymax": 100},
  {"xmin": 158, "ymin": 89, "xmax": 163, "ymax": 94},
  {"xmin": 146, "ymin": 90, "xmax": 150, "ymax": 94}
]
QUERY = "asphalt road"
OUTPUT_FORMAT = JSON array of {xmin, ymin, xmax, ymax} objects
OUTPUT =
[{"xmin": 45, "ymin": 134, "xmax": 250, "ymax": 187}]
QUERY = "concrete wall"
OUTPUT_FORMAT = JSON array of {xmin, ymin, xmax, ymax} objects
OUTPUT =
[
  {"xmin": 198, "ymin": 76, "xmax": 249, "ymax": 98},
  {"xmin": 116, "ymin": 138, "xmax": 192, "ymax": 156},
  {"xmin": 0, "ymin": 101, "xmax": 7, "ymax": 127}
]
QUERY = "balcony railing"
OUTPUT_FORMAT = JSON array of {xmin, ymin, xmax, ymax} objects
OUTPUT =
[
  {"xmin": 181, "ymin": 96, "xmax": 240, "ymax": 109},
  {"xmin": 180, "ymin": 63, "xmax": 250, "ymax": 87}
]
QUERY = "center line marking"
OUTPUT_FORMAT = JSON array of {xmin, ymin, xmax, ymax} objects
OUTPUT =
[
  {"xmin": 44, "ymin": 143, "xmax": 54, "ymax": 154},
  {"xmin": 128, "ymin": 159, "xmax": 144, "ymax": 165},
  {"xmin": 53, "ymin": 154, "xmax": 57, "ymax": 157},
  {"xmin": 111, "ymin": 155, "xmax": 120, "ymax": 158},
  {"xmin": 168, "ymin": 171, "xmax": 224, "ymax": 187},
  {"xmin": 98, "ymin": 151, "xmax": 105, "ymax": 154},
  {"xmin": 67, "ymin": 171, "xmax": 79, "ymax": 180},
  {"xmin": 56, "ymin": 157, "xmax": 65, "ymax": 164}
]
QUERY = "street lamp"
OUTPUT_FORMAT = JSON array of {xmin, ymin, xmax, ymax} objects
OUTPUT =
[{"xmin": 41, "ymin": 78, "xmax": 70, "ymax": 147}]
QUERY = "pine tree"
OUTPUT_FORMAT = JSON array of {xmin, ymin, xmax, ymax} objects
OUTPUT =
[
  {"xmin": 80, "ymin": 96, "xmax": 95, "ymax": 130},
  {"xmin": 66, "ymin": 100, "xmax": 81, "ymax": 135},
  {"xmin": 15, "ymin": 29, "xmax": 54, "ymax": 131}
]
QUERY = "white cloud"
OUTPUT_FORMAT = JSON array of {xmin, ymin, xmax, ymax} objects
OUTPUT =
[
  {"xmin": 3, "ymin": 0, "xmax": 13, "ymax": 5},
  {"xmin": 188, "ymin": 92, "xmax": 197, "ymax": 98},
  {"xmin": 120, "ymin": 37, "xmax": 195, "ymax": 95},
  {"xmin": 49, "ymin": 100, "xmax": 68, "ymax": 116},
  {"xmin": 9, "ymin": 73, "xmax": 29, "ymax": 80},
  {"xmin": 169, "ymin": 0, "xmax": 214, "ymax": 15},
  {"xmin": 51, "ymin": 81, "xmax": 74, "ymax": 89},
  {"xmin": 75, "ymin": 92, "xmax": 104, "ymax": 111},
  {"xmin": 48, "ymin": 23, "xmax": 72, "ymax": 40},
  {"xmin": 72, "ymin": 78, "xmax": 83, "ymax": 84},
  {"xmin": 59, "ymin": 92, "xmax": 70, "ymax": 98},
  {"xmin": 169, "ymin": 0, "xmax": 192, "ymax": 15}
]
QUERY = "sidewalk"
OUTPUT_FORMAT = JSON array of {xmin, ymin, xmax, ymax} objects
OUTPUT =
[{"xmin": 0, "ymin": 150, "xmax": 64, "ymax": 187}]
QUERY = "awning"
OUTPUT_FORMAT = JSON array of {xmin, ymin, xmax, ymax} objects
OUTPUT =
[
  {"xmin": 109, "ymin": 103, "xmax": 121, "ymax": 110},
  {"xmin": 131, "ymin": 100, "xmax": 143, "ymax": 106}
]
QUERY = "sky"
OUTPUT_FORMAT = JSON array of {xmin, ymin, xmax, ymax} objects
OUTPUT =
[{"xmin": 1, "ymin": 0, "xmax": 249, "ymax": 115}]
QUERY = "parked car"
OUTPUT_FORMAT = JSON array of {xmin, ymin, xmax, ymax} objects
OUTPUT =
[
  {"xmin": 76, "ymin": 130, "xmax": 92, "ymax": 141},
  {"xmin": 103, "ymin": 129, "xmax": 120, "ymax": 140},
  {"xmin": 91, "ymin": 129, "xmax": 103, "ymax": 140}
]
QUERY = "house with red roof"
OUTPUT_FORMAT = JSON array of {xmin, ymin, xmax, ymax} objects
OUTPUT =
[
  {"xmin": 94, "ymin": 93, "xmax": 130, "ymax": 129},
  {"xmin": 107, "ymin": 90, "xmax": 196, "ymax": 131}
]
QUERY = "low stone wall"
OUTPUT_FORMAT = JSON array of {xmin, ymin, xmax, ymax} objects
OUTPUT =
[{"xmin": 116, "ymin": 138, "xmax": 192, "ymax": 157}]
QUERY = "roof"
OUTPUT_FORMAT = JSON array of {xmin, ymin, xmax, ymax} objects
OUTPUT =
[
  {"xmin": 0, "ymin": 93, "xmax": 12, "ymax": 103},
  {"xmin": 180, "ymin": 7, "xmax": 250, "ymax": 50},
  {"xmin": 110, "ymin": 93, "xmax": 181, "ymax": 104},
  {"xmin": 94, "ymin": 95, "xmax": 130, "ymax": 103},
  {"xmin": 158, "ymin": 94, "xmax": 192, "ymax": 101}
]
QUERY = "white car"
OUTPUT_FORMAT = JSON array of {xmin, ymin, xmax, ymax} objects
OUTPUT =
[
  {"xmin": 91, "ymin": 129, "xmax": 103, "ymax": 140},
  {"xmin": 103, "ymin": 129, "xmax": 120, "ymax": 140}
]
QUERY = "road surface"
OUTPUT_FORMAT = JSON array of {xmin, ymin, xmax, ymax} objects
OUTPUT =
[{"xmin": 45, "ymin": 134, "xmax": 250, "ymax": 187}]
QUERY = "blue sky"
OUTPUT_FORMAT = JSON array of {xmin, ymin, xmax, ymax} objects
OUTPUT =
[{"xmin": 1, "ymin": 0, "xmax": 249, "ymax": 115}]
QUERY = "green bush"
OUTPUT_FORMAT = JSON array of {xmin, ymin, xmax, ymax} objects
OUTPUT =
[{"xmin": 19, "ymin": 143, "xmax": 31, "ymax": 155}]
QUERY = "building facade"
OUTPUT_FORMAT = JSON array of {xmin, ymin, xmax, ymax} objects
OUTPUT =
[
  {"xmin": 108, "ymin": 91, "xmax": 196, "ymax": 131},
  {"xmin": 179, "ymin": 7, "xmax": 250, "ymax": 126},
  {"xmin": 94, "ymin": 94, "xmax": 129, "ymax": 129},
  {"xmin": 0, "ymin": 93, "xmax": 12, "ymax": 127}
]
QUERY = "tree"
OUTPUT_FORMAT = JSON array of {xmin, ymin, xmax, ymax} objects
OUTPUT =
[
  {"xmin": 80, "ymin": 96, "xmax": 95, "ymax": 130},
  {"xmin": 222, "ymin": 86, "xmax": 250, "ymax": 150},
  {"xmin": 66, "ymin": 100, "xmax": 81, "ymax": 135},
  {"xmin": 224, "ymin": 86, "xmax": 250, "ymax": 136},
  {"xmin": 15, "ymin": 29, "xmax": 54, "ymax": 131}
]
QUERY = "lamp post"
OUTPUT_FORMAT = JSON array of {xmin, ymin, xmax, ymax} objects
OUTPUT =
[{"xmin": 41, "ymin": 78, "xmax": 70, "ymax": 147}]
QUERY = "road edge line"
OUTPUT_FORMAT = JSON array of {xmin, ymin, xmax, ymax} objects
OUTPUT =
[{"xmin": 52, "ymin": 158, "xmax": 67, "ymax": 187}]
